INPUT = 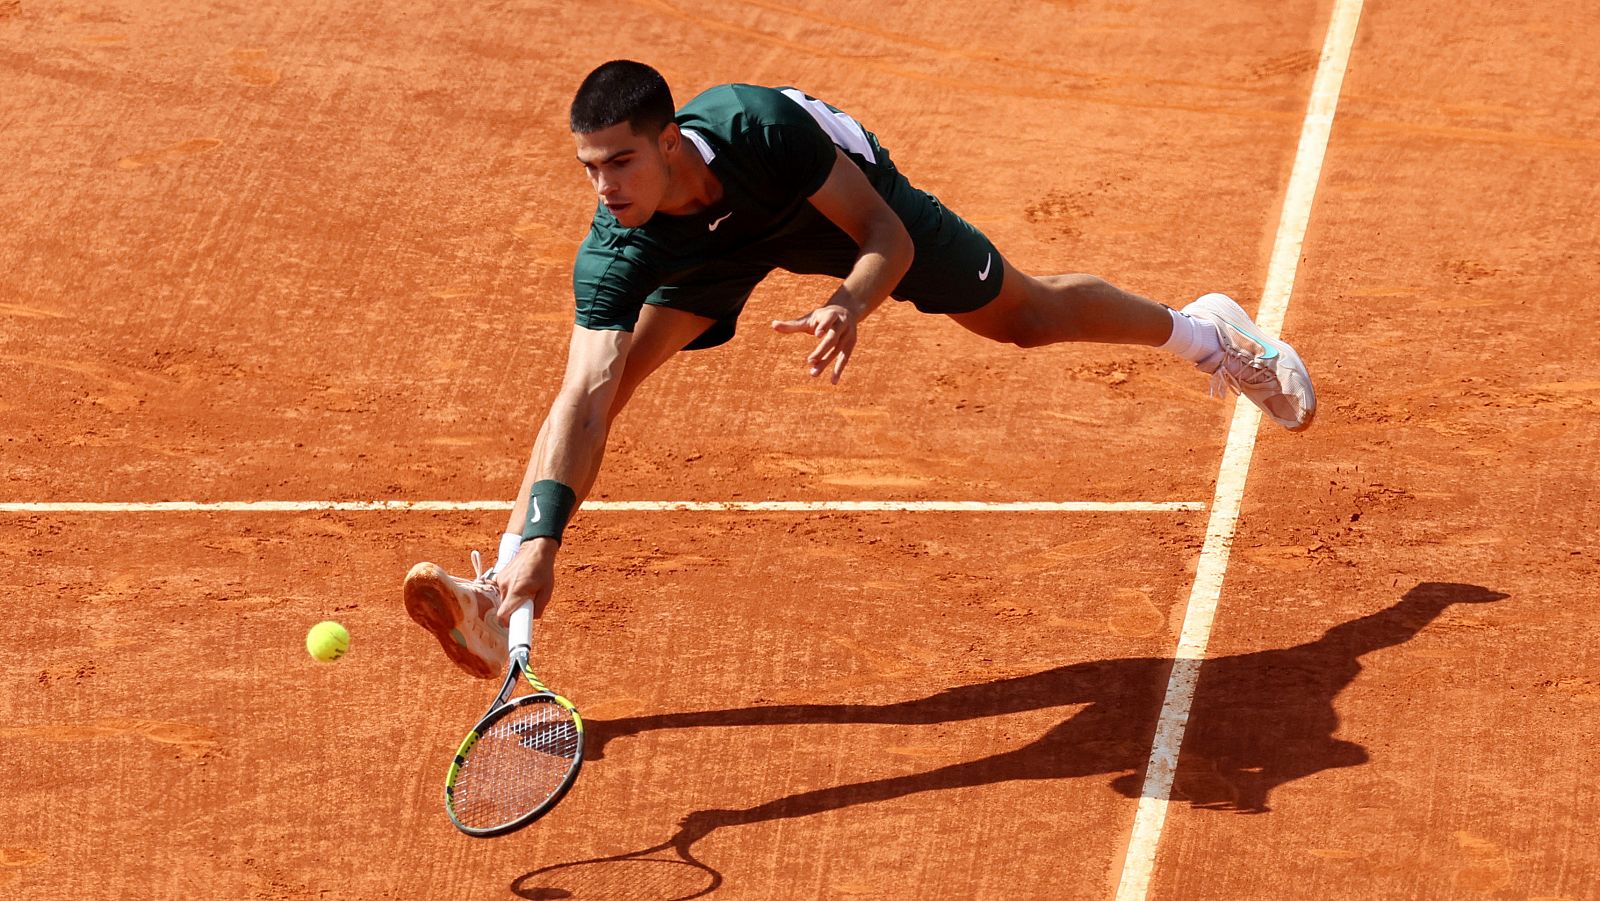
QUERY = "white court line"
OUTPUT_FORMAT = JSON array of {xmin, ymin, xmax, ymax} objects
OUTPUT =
[
  {"xmin": 1113, "ymin": 2, "xmax": 1364, "ymax": 899},
  {"xmin": 0, "ymin": 500, "xmax": 1203, "ymax": 514}
]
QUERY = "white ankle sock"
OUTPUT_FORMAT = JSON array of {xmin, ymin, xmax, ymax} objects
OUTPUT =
[{"xmin": 1161, "ymin": 308, "xmax": 1223, "ymax": 367}]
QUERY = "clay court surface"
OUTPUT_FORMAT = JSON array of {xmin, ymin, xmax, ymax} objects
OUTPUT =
[{"xmin": 4, "ymin": 0, "xmax": 1599, "ymax": 897}]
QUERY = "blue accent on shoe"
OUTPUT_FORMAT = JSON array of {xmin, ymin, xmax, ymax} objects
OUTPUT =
[{"xmin": 1229, "ymin": 319, "xmax": 1280, "ymax": 361}]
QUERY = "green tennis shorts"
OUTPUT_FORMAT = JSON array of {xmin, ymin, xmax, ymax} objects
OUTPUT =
[{"xmin": 650, "ymin": 171, "xmax": 1005, "ymax": 350}]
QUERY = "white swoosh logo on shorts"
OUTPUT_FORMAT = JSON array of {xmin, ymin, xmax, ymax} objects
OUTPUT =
[
  {"xmin": 709, "ymin": 212, "xmax": 733, "ymax": 231},
  {"xmin": 978, "ymin": 253, "xmax": 992, "ymax": 281}
]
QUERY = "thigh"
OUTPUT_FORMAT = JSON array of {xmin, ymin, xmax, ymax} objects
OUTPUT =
[{"xmin": 609, "ymin": 304, "xmax": 720, "ymax": 419}]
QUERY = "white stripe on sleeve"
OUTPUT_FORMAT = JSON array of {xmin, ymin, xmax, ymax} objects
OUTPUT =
[{"xmin": 778, "ymin": 88, "xmax": 876, "ymax": 164}]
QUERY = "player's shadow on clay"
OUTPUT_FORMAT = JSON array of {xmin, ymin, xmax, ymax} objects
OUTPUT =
[
  {"xmin": 514, "ymin": 582, "xmax": 1504, "ymax": 897},
  {"xmin": 584, "ymin": 582, "xmax": 1503, "ymax": 816}
]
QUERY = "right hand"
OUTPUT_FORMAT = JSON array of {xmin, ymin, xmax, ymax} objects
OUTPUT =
[{"xmin": 491, "ymin": 538, "xmax": 559, "ymax": 624}]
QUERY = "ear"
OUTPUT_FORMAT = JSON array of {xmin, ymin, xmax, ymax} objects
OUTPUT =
[{"xmin": 658, "ymin": 121, "xmax": 681, "ymax": 155}]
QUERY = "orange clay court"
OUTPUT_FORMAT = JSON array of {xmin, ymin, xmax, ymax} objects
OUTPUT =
[{"xmin": 3, "ymin": 0, "xmax": 1598, "ymax": 898}]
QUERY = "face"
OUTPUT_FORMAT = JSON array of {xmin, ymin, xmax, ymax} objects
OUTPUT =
[{"xmin": 574, "ymin": 121, "xmax": 677, "ymax": 228}]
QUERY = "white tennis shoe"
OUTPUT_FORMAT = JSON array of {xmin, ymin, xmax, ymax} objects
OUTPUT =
[
  {"xmin": 404, "ymin": 550, "xmax": 508, "ymax": 679},
  {"xmin": 1183, "ymin": 293, "xmax": 1317, "ymax": 432}
]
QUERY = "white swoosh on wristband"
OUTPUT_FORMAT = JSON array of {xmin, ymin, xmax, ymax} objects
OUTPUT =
[{"xmin": 530, "ymin": 497, "xmax": 542, "ymax": 523}]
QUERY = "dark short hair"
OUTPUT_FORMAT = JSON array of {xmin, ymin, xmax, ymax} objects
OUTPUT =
[{"xmin": 570, "ymin": 60, "xmax": 675, "ymax": 135}]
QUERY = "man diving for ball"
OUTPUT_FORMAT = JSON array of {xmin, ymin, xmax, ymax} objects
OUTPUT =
[{"xmin": 403, "ymin": 60, "xmax": 1316, "ymax": 678}]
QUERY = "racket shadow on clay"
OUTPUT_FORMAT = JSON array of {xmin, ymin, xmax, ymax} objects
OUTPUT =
[{"xmin": 513, "ymin": 819, "xmax": 722, "ymax": 901}]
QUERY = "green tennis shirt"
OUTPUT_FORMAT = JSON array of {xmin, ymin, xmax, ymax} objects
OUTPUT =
[{"xmin": 572, "ymin": 84, "xmax": 901, "ymax": 333}]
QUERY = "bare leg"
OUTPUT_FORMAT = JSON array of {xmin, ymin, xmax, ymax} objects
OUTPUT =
[
  {"xmin": 948, "ymin": 259, "xmax": 1318, "ymax": 431},
  {"xmin": 947, "ymin": 259, "xmax": 1173, "ymax": 348}
]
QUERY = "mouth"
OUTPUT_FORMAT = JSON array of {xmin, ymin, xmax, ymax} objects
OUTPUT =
[{"xmin": 604, "ymin": 201, "xmax": 631, "ymax": 216}]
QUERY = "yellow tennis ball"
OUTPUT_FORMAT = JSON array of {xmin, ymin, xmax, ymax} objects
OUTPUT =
[{"xmin": 305, "ymin": 621, "xmax": 350, "ymax": 662}]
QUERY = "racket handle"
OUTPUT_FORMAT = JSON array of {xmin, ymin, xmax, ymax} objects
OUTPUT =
[{"xmin": 508, "ymin": 603, "xmax": 533, "ymax": 654}]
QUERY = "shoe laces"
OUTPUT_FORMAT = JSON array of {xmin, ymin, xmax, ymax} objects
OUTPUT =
[
  {"xmin": 468, "ymin": 550, "xmax": 503, "ymax": 600},
  {"xmin": 1208, "ymin": 346, "xmax": 1278, "ymax": 399},
  {"xmin": 467, "ymin": 550, "xmax": 507, "ymax": 632}
]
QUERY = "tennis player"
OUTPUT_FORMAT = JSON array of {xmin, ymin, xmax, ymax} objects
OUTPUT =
[{"xmin": 404, "ymin": 60, "xmax": 1315, "ymax": 678}]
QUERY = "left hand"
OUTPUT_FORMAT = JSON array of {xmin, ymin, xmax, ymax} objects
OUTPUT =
[{"xmin": 771, "ymin": 302, "xmax": 859, "ymax": 384}]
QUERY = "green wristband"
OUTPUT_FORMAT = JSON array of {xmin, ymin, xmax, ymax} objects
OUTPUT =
[{"xmin": 522, "ymin": 479, "xmax": 578, "ymax": 543}]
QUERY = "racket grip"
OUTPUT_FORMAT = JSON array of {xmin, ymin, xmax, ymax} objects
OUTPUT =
[{"xmin": 508, "ymin": 603, "xmax": 533, "ymax": 654}]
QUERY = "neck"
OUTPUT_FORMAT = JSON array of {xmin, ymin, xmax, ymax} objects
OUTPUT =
[{"xmin": 656, "ymin": 139, "xmax": 722, "ymax": 216}]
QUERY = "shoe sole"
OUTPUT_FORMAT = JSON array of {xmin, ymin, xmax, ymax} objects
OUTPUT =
[
  {"xmin": 404, "ymin": 562, "xmax": 497, "ymax": 679},
  {"xmin": 1190, "ymin": 294, "xmax": 1317, "ymax": 432}
]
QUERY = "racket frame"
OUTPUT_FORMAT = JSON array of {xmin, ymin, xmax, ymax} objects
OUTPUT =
[{"xmin": 444, "ymin": 604, "xmax": 585, "ymax": 837}]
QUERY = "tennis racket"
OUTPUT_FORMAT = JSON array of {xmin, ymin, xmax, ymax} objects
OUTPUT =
[{"xmin": 444, "ymin": 603, "xmax": 584, "ymax": 837}]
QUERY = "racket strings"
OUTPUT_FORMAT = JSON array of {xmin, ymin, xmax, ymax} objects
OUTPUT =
[{"xmin": 452, "ymin": 698, "xmax": 581, "ymax": 829}]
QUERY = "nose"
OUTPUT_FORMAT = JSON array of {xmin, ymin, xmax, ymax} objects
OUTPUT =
[{"xmin": 595, "ymin": 173, "xmax": 619, "ymax": 198}]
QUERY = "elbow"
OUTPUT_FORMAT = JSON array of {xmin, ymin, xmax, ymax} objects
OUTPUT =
[
  {"xmin": 876, "ymin": 217, "xmax": 915, "ymax": 278},
  {"xmin": 893, "ymin": 225, "xmax": 915, "ymax": 274}
]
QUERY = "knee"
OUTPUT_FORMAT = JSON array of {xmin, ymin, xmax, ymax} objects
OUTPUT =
[
  {"xmin": 1027, "ymin": 273, "xmax": 1115, "ymax": 344},
  {"xmin": 978, "ymin": 306, "xmax": 1053, "ymax": 348},
  {"xmin": 994, "ymin": 278, "xmax": 1063, "ymax": 348},
  {"xmin": 983, "ymin": 302, "xmax": 1067, "ymax": 349}
]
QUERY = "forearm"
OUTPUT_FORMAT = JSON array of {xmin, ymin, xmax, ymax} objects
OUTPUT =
[
  {"xmin": 502, "ymin": 395, "xmax": 611, "ymax": 540},
  {"xmin": 499, "ymin": 325, "xmax": 629, "ymax": 546},
  {"xmin": 829, "ymin": 216, "xmax": 914, "ymax": 320},
  {"xmin": 487, "ymin": 397, "xmax": 608, "ymax": 620}
]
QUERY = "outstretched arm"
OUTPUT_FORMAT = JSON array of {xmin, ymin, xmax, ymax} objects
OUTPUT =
[
  {"xmin": 491, "ymin": 324, "xmax": 631, "ymax": 621},
  {"xmin": 771, "ymin": 147, "xmax": 914, "ymax": 383}
]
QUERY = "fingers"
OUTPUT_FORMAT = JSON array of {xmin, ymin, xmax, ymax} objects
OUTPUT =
[
  {"xmin": 807, "ymin": 327, "xmax": 843, "ymax": 376},
  {"xmin": 770, "ymin": 315, "xmax": 813, "ymax": 334},
  {"xmin": 804, "ymin": 311, "xmax": 848, "ymax": 373},
  {"xmin": 810, "ymin": 315, "xmax": 858, "ymax": 380},
  {"xmin": 831, "ymin": 343, "xmax": 851, "ymax": 384},
  {"xmin": 774, "ymin": 306, "xmax": 858, "ymax": 382},
  {"xmin": 496, "ymin": 591, "xmax": 521, "ymax": 624},
  {"xmin": 491, "ymin": 558, "xmax": 522, "ymax": 618},
  {"xmin": 496, "ymin": 580, "xmax": 549, "ymax": 624},
  {"xmin": 774, "ymin": 308, "xmax": 839, "ymax": 338},
  {"xmin": 825, "ymin": 331, "xmax": 855, "ymax": 383}
]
